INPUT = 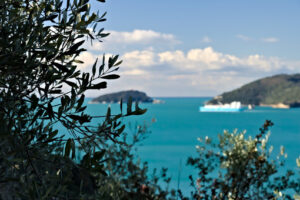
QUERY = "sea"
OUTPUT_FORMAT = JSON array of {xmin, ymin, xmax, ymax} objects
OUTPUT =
[{"xmin": 79, "ymin": 97, "xmax": 300, "ymax": 194}]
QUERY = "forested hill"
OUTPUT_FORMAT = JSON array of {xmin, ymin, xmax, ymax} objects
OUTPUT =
[
  {"xmin": 91, "ymin": 90, "xmax": 153, "ymax": 103},
  {"xmin": 208, "ymin": 74, "xmax": 300, "ymax": 107}
]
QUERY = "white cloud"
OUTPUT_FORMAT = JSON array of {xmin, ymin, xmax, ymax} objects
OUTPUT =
[
  {"xmin": 237, "ymin": 34, "xmax": 279, "ymax": 43},
  {"xmin": 236, "ymin": 34, "xmax": 252, "ymax": 41},
  {"xmin": 122, "ymin": 50, "xmax": 158, "ymax": 67},
  {"xmin": 187, "ymin": 47, "xmax": 227, "ymax": 64},
  {"xmin": 201, "ymin": 36, "xmax": 212, "ymax": 43},
  {"xmin": 115, "ymin": 47, "xmax": 298, "ymax": 81},
  {"xmin": 244, "ymin": 55, "xmax": 281, "ymax": 71},
  {"xmin": 86, "ymin": 29, "xmax": 180, "ymax": 52},
  {"xmin": 78, "ymin": 46, "xmax": 298, "ymax": 80},
  {"xmin": 77, "ymin": 29, "xmax": 296, "ymax": 96},
  {"xmin": 159, "ymin": 50, "xmax": 185, "ymax": 63},
  {"xmin": 77, "ymin": 52, "xmax": 96, "ymax": 69},
  {"xmin": 109, "ymin": 29, "xmax": 178, "ymax": 44},
  {"xmin": 261, "ymin": 37, "xmax": 279, "ymax": 43},
  {"xmin": 121, "ymin": 69, "xmax": 146, "ymax": 76}
]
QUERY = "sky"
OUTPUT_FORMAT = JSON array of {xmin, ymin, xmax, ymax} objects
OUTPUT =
[{"xmin": 80, "ymin": 0, "xmax": 300, "ymax": 97}]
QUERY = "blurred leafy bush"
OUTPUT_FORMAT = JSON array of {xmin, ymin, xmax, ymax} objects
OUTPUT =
[{"xmin": 187, "ymin": 120, "xmax": 299, "ymax": 200}]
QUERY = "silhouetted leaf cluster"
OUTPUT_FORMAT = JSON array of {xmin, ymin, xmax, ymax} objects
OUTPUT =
[{"xmin": 0, "ymin": 0, "xmax": 168, "ymax": 199}]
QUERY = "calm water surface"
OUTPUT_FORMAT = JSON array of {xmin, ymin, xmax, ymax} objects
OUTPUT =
[{"xmin": 83, "ymin": 97, "xmax": 300, "ymax": 193}]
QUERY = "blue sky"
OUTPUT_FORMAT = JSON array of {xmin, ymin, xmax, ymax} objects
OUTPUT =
[{"xmin": 80, "ymin": 0, "xmax": 300, "ymax": 97}]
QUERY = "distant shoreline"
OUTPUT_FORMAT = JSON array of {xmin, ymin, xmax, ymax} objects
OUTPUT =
[
  {"xmin": 87, "ymin": 96, "xmax": 213, "ymax": 99},
  {"xmin": 259, "ymin": 103, "xmax": 290, "ymax": 109}
]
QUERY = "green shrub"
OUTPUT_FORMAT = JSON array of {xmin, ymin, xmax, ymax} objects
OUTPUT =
[{"xmin": 187, "ymin": 120, "xmax": 299, "ymax": 200}]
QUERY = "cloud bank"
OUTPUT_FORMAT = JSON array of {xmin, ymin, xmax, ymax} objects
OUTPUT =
[
  {"xmin": 237, "ymin": 34, "xmax": 279, "ymax": 43},
  {"xmin": 77, "ymin": 30, "xmax": 298, "ymax": 97},
  {"xmin": 85, "ymin": 29, "xmax": 180, "ymax": 52},
  {"xmin": 261, "ymin": 37, "xmax": 279, "ymax": 43}
]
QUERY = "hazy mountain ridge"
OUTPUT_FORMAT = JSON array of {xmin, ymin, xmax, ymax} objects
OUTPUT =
[{"xmin": 208, "ymin": 74, "xmax": 300, "ymax": 107}]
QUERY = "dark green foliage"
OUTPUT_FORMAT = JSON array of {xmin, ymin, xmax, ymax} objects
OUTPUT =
[
  {"xmin": 0, "ymin": 0, "xmax": 158, "ymax": 199},
  {"xmin": 88, "ymin": 123, "xmax": 177, "ymax": 200},
  {"xmin": 208, "ymin": 74, "xmax": 300, "ymax": 106},
  {"xmin": 92, "ymin": 90, "xmax": 154, "ymax": 103}
]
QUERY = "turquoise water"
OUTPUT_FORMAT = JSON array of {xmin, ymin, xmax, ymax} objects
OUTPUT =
[{"xmin": 81, "ymin": 97, "xmax": 300, "ymax": 193}]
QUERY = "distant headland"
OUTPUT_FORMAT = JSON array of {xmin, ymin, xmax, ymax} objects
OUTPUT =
[
  {"xmin": 207, "ymin": 74, "xmax": 300, "ymax": 108},
  {"xmin": 90, "ymin": 90, "xmax": 162, "ymax": 104}
]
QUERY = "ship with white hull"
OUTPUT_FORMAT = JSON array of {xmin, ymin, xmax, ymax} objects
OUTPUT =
[{"xmin": 199, "ymin": 101, "xmax": 246, "ymax": 112}]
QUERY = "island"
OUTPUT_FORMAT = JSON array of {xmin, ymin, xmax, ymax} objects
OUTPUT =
[
  {"xmin": 90, "ymin": 90, "xmax": 157, "ymax": 104},
  {"xmin": 207, "ymin": 74, "xmax": 300, "ymax": 108}
]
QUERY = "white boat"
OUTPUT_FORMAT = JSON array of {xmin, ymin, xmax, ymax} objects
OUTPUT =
[{"xmin": 199, "ymin": 101, "xmax": 246, "ymax": 112}]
